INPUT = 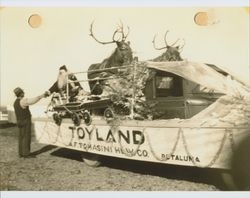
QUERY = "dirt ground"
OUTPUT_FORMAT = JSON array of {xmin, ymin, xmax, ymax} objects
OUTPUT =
[{"xmin": 0, "ymin": 124, "xmax": 226, "ymax": 191}]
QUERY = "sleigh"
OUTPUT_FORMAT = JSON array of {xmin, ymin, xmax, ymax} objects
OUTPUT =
[
  {"xmin": 48, "ymin": 92, "xmax": 124, "ymax": 127},
  {"xmin": 51, "ymin": 98, "xmax": 112, "ymax": 126},
  {"xmin": 47, "ymin": 66, "xmax": 134, "ymax": 126}
]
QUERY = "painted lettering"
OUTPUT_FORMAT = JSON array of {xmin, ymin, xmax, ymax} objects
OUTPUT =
[
  {"xmin": 96, "ymin": 129, "xmax": 104, "ymax": 141},
  {"xmin": 69, "ymin": 126, "xmax": 146, "ymax": 146},
  {"xmin": 118, "ymin": 130, "xmax": 130, "ymax": 144},
  {"xmin": 161, "ymin": 154, "xmax": 200, "ymax": 163},
  {"xmin": 133, "ymin": 130, "xmax": 145, "ymax": 145},
  {"xmin": 77, "ymin": 127, "xmax": 85, "ymax": 139},
  {"xmin": 69, "ymin": 126, "xmax": 76, "ymax": 138},
  {"xmin": 114, "ymin": 147, "xmax": 122, "ymax": 154},
  {"xmin": 137, "ymin": 149, "xmax": 148, "ymax": 157},
  {"xmin": 106, "ymin": 130, "xmax": 116, "ymax": 143},
  {"xmin": 142, "ymin": 150, "xmax": 148, "ymax": 157},
  {"xmin": 85, "ymin": 127, "xmax": 94, "ymax": 140}
]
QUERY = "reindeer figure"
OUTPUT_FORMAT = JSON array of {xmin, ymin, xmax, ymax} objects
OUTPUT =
[
  {"xmin": 88, "ymin": 21, "xmax": 133, "ymax": 95},
  {"xmin": 152, "ymin": 30, "xmax": 185, "ymax": 62}
]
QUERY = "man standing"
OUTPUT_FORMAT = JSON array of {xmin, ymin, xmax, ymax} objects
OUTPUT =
[{"xmin": 13, "ymin": 87, "xmax": 47, "ymax": 158}]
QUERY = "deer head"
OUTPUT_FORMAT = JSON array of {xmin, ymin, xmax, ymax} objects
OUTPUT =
[
  {"xmin": 152, "ymin": 30, "xmax": 185, "ymax": 61},
  {"xmin": 89, "ymin": 21, "xmax": 133, "ymax": 66}
]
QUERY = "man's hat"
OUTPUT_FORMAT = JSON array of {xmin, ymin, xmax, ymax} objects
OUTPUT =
[
  {"xmin": 59, "ymin": 65, "xmax": 67, "ymax": 71},
  {"xmin": 13, "ymin": 87, "xmax": 24, "ymax": 97}
]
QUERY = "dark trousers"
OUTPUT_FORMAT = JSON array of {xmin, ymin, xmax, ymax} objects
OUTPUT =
[{"xmin": 18, "ymin": 119, "xmax": 31, "ymax": 157}]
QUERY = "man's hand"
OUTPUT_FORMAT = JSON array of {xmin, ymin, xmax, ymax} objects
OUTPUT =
[
  {"xmin": 44, "ymin": 91, "xmax": 51, "ymax": 98},
  {"xmin": 79, "ymin": 89, "xmax": 90, "ymax": 96},
  {"xmin": 99, "ymin": 72, "xmax": 109, "ymax": 78}
]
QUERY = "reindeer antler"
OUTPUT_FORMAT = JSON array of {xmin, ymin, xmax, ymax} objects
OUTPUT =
[
  {"xmin": 152, "ymin": 34, "xmax": 167, "ymax": 50},
  {"xmin": 178, "ymin": 39, "xmax": 186, "ymax": 51},
  {"xmin": 118, "ymin": 20, "xmax": 130, "ymax": 42},
  {"xmin": 164, "ymin": 30, "xmax": 181, "ymax": 48},
  {"xmin": 153, "ymin": 30, "xmax": 185, "ymax": 50},
  {"xmin": 89, "ymin": 21, "xmax": 119, "ymax": 45},
  {"xmin": 123, "ymin": 26, "xmax": 130, "ymax": 41},
  {"xmin": 163, "ymin": 30, "xmax": 169, "ymax": 48},
  {"xmin": 164, "ymin": 30, "xmax": 182, "ymax": 48}
]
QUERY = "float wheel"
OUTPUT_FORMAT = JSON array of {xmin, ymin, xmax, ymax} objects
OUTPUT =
[
  {"xmin": 230, "ymin": 134, "xmax": 250, "ymax": 190},
  {"xmin": 110, "ymin": 94, "xmax": 121, "ymax": 102},
  {"xmin": 82, "ymin": 152, "xmax": 101, "ymax": 167},
  {"xmin": 220, "ymin": 170, "xmax": 238, "ymax": 190},
  {"xmin": 82, "ymin": 111, "xmax": 92, "ymax": 125},
  {"xmin": 71, "ymin": 113, "xmax": 81, "ymax": 126},
  {"xmin": 104, "ymin": 107, "xmax": 115, "ymax": 121}
]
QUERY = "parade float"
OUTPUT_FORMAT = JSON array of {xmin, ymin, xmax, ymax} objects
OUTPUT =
[
  {"xmin": 33, "ymin": 60, "xmax": 249, "ymax": 188},
  {"xmin": 33, "ymin": 23, "xmax": 250, "ymax": 190}
]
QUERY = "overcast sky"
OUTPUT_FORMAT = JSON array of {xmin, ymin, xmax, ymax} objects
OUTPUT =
[{"xmin": 0, "ymin": 6, "xmax": 249, "ymax": 106}]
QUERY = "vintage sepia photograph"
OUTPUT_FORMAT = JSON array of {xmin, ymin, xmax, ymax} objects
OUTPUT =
[{"xmin": 0, "ymin": 0, "xmax": 249, "ymax": 195}]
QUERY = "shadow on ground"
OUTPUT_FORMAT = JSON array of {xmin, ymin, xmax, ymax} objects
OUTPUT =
[
  {"xmin": 0, "ymin": 123, "xmax": 16, "ymax": 129},
  {"xmin": 30, "ymin": 145, "xmax": 58, "ymax": 156},
  {"xmin": 51, "ymin": 148, "xmax": 83, "ymax": 162},
  {"xmin": 50, "ymin": 148, "xmax": 227, "ymax": 190}
]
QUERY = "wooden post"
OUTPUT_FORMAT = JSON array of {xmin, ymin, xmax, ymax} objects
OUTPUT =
[
  {"xmin": 66, "ymin": 74, "xmax": 69, "ymax": 103},
  {"xmin": 131, "ymin": 62, "xmax": 136, "ymax": 119}
]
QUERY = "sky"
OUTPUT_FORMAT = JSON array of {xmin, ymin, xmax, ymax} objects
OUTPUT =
[{"xmin": 0, "ymin": 5, "xmax": 249, "ymax": 106}]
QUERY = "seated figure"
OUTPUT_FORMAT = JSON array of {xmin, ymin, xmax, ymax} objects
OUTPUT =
[{"xmin": 47, "ymin": 65, "xmax": 89, "ymax": 103}]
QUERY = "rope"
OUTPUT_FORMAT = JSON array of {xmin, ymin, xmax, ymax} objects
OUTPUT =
[
  {"xmin": 43, "ymin": 103, "xmax": 61, "ymax": 144},
  {"xmin": 109, "ymin": 119, "xmax": 144, "ymax": 157},
  {"xmin": 146, "ymin": 128, "xmax": 181, "ymax": 161},
  {"xmin": 56, "ymin": 125, "xmax": 74, "ymax": 146},
  {"xmin": 40, "ymin": 109, "xmax": 71, "ymax": 146},
  {"xmin": 40, "ymin": 118, "xmax": 60, "ymax": 145},
  {"xmin": 181, "ymin": 128, "xmax": 228, "ymax": 168},
  {"xmin": 36, "ymin": 109, "xmax": 55, "ymax": 142},
  {"xmin": 119, "ymin": 128, "xmax": 145, "ymax": 157},
  {"xmin": 71, "ymin": 63, "xmax": 146, "ymax": 75},
  {"xmin": 226, "ymin": 128, "xmax": 236, "ymax": 152},
  {"xmin": 51, "ymin": 125, "xmax": 62, "ymax": 145}
]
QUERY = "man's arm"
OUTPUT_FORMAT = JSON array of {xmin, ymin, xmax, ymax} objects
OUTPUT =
[
  {"xmin": 69, "ymin": 74, "xmax": 83, "ymax": 90},
  {"xmin": 43, "ymin": 81, "xmax": 59, "ymax": 97},
  {"xmin": 20, "ymin": 94, "xmax": 45, "ymax": 108},
  {"xmin": 49, "ymin": 81, "xmax": 59, "ymax": 93}
]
